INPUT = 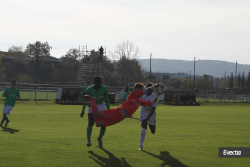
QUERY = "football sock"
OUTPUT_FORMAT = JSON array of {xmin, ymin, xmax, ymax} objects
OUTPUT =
[
  {"xmin": 1, "ymin": 116, "xmax": 5, "ymax": 125},
  {"xmin": 98, "ymin": 127, "xmax": 106, "ymax": 140},
  {"xmin": 89, "ymin": 99, "xmax": 98, "ymax": 113},
  {"xmin": 5, "ymin": 115, "xmax": 9, "ymax": 122},
  {"xmin": 140, "ymin": 128, "xmax": 147, "ymax": 147},
  {"xmin": 86, "ymin": 124, "xmax": 93, "ymax": 142}
]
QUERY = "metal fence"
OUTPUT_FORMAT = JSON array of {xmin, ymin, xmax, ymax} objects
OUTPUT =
[
  {"xmin": 0, "ymin": 82, "xmax": 124, "ymax": 101},
  {"xmin": 196, "ymin": 89, "xmax": 250, "ymax": 103}
]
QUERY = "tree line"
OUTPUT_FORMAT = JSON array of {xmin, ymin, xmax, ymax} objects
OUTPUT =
[
  {"xmin": 1, "ymin": 40, "xmax": 250, "ymax": 90},
  {"xmin": 0, "ymin": 41, "xmax": 145, "ymax": 87}
]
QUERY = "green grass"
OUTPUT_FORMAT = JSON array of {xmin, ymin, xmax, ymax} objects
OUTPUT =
[{"xmin": 0, "ymin": 101, "xmax": 250, "ymax": 167}]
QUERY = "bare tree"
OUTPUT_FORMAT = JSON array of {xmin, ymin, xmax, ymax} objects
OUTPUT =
[{"xmin": 111, "ymin": 41, "xmax": 140, "ymax": 86}]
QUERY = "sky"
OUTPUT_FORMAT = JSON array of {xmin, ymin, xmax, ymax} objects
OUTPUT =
[{"xmin": 1, "ymin": 0, "xmax": 250, "ymax": 64}]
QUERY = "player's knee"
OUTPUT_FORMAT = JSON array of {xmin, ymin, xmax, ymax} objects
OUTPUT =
[
  {"xmin": 92, "ymin": 111, "xmax": 100, "ymax": 117},
  {"xmin": 95, "ymin": 121, "xmax": 104, "ymax": 127}
]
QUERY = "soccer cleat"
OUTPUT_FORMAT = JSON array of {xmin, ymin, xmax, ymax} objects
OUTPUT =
[
  {"xmin": 5, "ymin": 120, "xmax": 10, "ymax": 127},
  {"xmin": 138, "ymin": 146, "xmax": 143, "ymax": 151},
  {"xmin": 86, "ymin": 141, "xmax": 92, "ymax": 147},
  {"xmin": 97, "ymin": 138, "xmax": 103, "ymax": 149}
]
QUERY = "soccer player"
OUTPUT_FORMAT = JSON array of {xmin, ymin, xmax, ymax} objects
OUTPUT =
[
  {"xmin": 0, "ymin": 79, "xmax": 20, "ymax": 127},
  {"xmin": 84, "ymin": 83, "xmax": 159, "ymax": 128},
  {"xmin": 80, "ymin": 77, "xmax": 110, "ymax": 148},
  {"xmin": 138, "ymin": 82, "xmax": 158, "ymax": 151}
]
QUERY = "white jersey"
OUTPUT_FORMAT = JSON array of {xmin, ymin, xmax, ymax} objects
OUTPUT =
[
  {"xmin": 139, "ymin": 93, "xmax": 158, "ymax": 125},
  {"xmin": 88, "ymin": 102, "xmax": 106, "ymax": 113}
]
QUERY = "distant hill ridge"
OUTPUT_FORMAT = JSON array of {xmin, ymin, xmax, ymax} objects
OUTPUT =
[{"xmin": 138, "ymin": 59, "xmax": 250, "ymax": 78}]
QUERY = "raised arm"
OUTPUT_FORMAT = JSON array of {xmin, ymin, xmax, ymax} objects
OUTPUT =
[{"xmin": 140, "ymin": 99, "xmax": 152, "ymax": 106}]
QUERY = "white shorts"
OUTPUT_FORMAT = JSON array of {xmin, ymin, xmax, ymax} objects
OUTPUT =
[
  {"xmin": 139, "ymin": 110, "xmax": 156, "ymax": 125},
  {"xmin": 88, "ymin": 103, "xmax": 106, "ymax": 113},
  {"xmin": 3, "ymin": 106, "xmax": 13, "ymax": 115}
]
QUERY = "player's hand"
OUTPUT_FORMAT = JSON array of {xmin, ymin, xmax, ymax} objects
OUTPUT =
[
  {"xmin": 80, "ymin": 112, "xmax": 84, "ymax": 118},
  {"xmin": 141, "ymin": 119, "xmax": 147, "ymax": 128}
]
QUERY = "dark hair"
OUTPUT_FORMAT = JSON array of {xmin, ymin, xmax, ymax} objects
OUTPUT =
[
  {"xmin": 146, "ymin": 82, "xmax": 153, "ymax": 88},
  {"xmin": 94, "ymin": 77, "xmax": 102, "ymax": 83},
  {"xmin": 11, "ymin": 79, "xmax": 17, "ymax": 83},
  {"xmin": 134, "ymin": 83, "xmax": 144, "ymax": 89},
  {"xmin": 125, "ymin": 86, "xmax": 129, "ymax": 89}
]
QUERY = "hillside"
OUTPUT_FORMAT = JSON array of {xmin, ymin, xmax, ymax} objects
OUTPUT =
[{"xmin": 139, "ymin": 59, "xmax": 250, "ymax": 77}]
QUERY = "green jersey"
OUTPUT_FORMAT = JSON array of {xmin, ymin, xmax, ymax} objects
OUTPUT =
[
  {"xmin": 124, "ymin": 91, "xmax": 131, "ymax": 101},
  {"xmin": 82, "ymin": 85, "xmax": 110, "ymax": 112},
  {"xmin": 3, "ymin": 87, "xmax": 20, "ymax": 107}
]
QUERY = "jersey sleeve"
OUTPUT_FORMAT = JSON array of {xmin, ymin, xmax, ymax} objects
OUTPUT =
[
  {"xmin": 104, "ymin": 87, "xmax": 110, "ymax": 110},
  {"xmin": 17, "ymin": 89, "xmax": 20, "ymax": 99},
  {"xmin": 2, "ymin": 89, "xmax": 7, "ymax": 97}
]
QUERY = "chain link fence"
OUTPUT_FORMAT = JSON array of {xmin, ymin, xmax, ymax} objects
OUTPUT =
[{"xmin": 196, "ymin": 89, "xmax": 250, "ymax": 103}]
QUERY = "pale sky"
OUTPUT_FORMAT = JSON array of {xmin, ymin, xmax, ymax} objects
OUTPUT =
[{"xmin": 1, "ymin": 0, "xmax": 250, "ymax": 64}]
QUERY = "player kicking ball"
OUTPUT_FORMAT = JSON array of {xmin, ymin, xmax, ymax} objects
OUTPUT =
[
  {"xmin": 0, "ymin": 79, "xmax": 20, "ymax": 127},
  {"xmin": 138, "ymin": 82, "xmax": 160, "ymax": 151},
  {"xmin": 84, "ymin": 83, "xmax": 159, "ymax": 129}
]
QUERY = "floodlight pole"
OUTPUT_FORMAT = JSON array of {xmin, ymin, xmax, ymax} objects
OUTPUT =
[
  {"xmin": 150, "ymin": 53, "xmax": 152, "ymax": 81},
  {"xmin": 35, "ymin": 47, "xmax": 38, "ymax": 101},
  {"xmin": 235, "ymin": 61, "xmax": 237, "ymax": 102},
  {"xmin": 194, "ymin": 57, "xmax": 196, "ymax": 89}
]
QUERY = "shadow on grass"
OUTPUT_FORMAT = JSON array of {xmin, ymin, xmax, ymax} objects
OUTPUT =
[
  {"xmin": 35, "ymin": 101, "xmax": 42, "ymax": 106},
  {"xmin": 89, "ymin": 149, "xmax": 132, "ymax": 167},
  {"xmin": 1, "ymin": 127, "xmax": 20, "ymax": 134},
  {"xmin": 143, "ymin": 150, "xmax": 188, "ymax": 167}
]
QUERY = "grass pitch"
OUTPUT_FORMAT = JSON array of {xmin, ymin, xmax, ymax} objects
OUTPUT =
[{"xmin": 0, "ymin": 101, "xmax": 250, "ymax": 167}]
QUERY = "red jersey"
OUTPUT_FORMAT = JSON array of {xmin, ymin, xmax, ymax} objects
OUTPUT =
[{"xmin": 121, "ymin": 90, "xmax": 152, "ymax": 117}]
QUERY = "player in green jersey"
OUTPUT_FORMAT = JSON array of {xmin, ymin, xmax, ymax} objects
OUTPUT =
[
  {"xmin": 1, "ymin": 79, "xmax": 20, "ymax": 127},
  {"xmin": 80, "ymin": 77, "xmax": 110, "ymax": 148}
]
